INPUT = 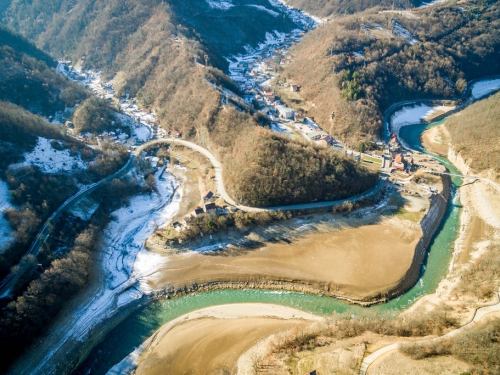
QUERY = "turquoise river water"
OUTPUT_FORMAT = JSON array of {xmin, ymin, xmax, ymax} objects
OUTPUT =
[{"xmin": 74, "ymin": 119, "xmax": 464, "ymax": 374}]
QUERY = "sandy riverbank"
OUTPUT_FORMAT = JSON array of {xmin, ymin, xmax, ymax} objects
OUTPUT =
[
  {"xmin": 421, "ymin": 123, "xmax": 450, "ymax": 157},
  {"xmin": 108, "ymin": 303, "xmax": 321, "ymax": 375},
  {"xmin": 147, "ymin": 205, "xmax": 424, "ymax": 302},
  {"xmin": 368, "ymin": 124, "xmax": 500, "ymax": 372}
]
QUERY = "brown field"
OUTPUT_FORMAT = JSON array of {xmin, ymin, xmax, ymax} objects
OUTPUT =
[
  {"xmin": 368, "ymin": 351, "xmax": 471, "ymax": 375},
  {"xmin": 149, "ymin": 216, "xmax": 421, "ymax": 300},
  {"xmin": 133, "ymin": 304, "xmax": 316, "ymax": 375}
]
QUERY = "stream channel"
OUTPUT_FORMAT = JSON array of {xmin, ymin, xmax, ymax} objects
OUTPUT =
[{"xmin": 74, "ymin": 117, "xmax": 463, "ymax": 374}]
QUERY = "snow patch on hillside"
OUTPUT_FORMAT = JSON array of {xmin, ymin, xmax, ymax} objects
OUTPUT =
[
  {"xmin": 424, "ymin": 105, "xmax": 455, "ymax": 119},
  {"xmin": 133, "ymin": 125, "xmax": 152, "ymax": 142},
  {"xmin": 420, "ymin": 0, "xmax": 449, "ymax": 7},
  {"xmin": 471, "ymin": 79, "xmax": 500, "ymax": 99},
  {"xmin": 206, "ymin": 0, "xmax": 234, "ymax": 10},
  {"xmin": 246, "ymin": 4, "xmax": 279, "ymax": 17},
  {"xmin": 69, "ymin": 197, "xmax": 99, "ymax": 221},
  {"xmin": 22, "ymin": 137, "xmax": 87, "ymax": 173},
  {"xmin": 0, "ymin": 179, "xmax": 14, "ymax": 251},
  {"xmin": 103, "ymin": 170, "xmax": 181, "ymax": 292}
]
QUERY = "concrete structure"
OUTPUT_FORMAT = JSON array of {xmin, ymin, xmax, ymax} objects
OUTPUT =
[{"xmin": 276, "ymin": 105, "xmax": 295, "ymax": 119}]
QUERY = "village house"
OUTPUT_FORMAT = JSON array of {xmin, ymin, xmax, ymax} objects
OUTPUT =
[
  {"xmin": 194, "ymin": 207, "xmax": 204, "ymax": 216},
  {"xmin": 290, "ymin": 84, "xmax": 300, "ymax": 92},
  {"xmin": 393, "ymin": 153, "xmax": 405, "ymax": 170},
  {"xmin": 172, "ymin": 221, "xmax": 182, "ymax": 232},
  {"xmin": 204, "ymin": 202, "xmax": 216, "ymax": 212},
  {"xmin": 203, "ymin": 191, "xmax": 214, "ymax": 200},
  {"xmin": 306, "ymin": 129, "xmax": 330, "ymax": 142},
  {"xmin": 276, "ymin": 105, "xmax": 295, "ymax": 120}
]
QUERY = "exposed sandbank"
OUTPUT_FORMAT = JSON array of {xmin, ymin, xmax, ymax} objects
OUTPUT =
[
  {"xmin": 109, "ymin": 303, "xmax": 320, "ymax": 375},
  {"xmin": 148, "ymin": 213, "xmax": 422, "ymax": 301}
]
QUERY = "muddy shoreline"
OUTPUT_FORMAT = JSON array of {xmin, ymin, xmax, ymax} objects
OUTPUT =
[{"xmin": 145, "ymin": 176, "xmax": 450, "ymax": 307}]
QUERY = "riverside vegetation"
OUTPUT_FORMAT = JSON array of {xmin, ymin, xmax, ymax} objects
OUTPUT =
[
  {"xmin": 255, "ymin": 242, "xmax": 500, "ymax": 374},
  {"xmin": 0, "ymin": 28, "xmax": 136, "ymax": 370},
  {"xmin": 0, "ymin": 175, "xmax": 150, "ymax": 372},
  {"xmin": 278, "ymin": 0, "xmax": 500, "ymax": 144},
  {"xmin": 1, "ymin": 0, "xmax": 499, "ymax": 373},
  {"xmin": 0, "ymin": 13, "xmax": 375, "ymax": 371}
]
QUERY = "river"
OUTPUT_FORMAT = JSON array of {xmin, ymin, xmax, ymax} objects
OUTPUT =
[{"xmin": 73, "ymin": 117, "xmax": 464, "ymax": 374}]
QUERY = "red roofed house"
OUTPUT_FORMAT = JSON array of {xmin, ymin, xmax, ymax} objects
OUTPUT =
[{"xmin": 393, "ymin": 153, "xmax": 405, "ymax": 170}]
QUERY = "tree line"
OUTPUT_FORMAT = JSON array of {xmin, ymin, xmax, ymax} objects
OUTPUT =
[
  {"xmin": 280, "ymin": 0, "xmax": 500, "ymax": 142},
  {"xmin": 0, "ymin": 174, "xmax": 145, "ymax": 372}
]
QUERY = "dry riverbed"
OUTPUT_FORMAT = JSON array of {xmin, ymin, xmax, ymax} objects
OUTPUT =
[
  {"xmin": 367, "ymin": 124, "xmax": 500, "ymax": 373},
  {"xmin": 114, "ymin": 304, "xmax": 319, "ymax": 375},
  {"xmin": 143, "ymin": 182, "xmax": 434, "ymax": 302}
]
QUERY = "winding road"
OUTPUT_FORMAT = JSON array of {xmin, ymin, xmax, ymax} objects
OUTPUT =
[
  {"xmin": 359, "ymin": 293, "xmax": 500, "ymax": 375},
  {"xmin": 0, "ymin": 156, "xmax": 136, "ymax": 298},
  {"xmin": 358, "ymin": 75, "xmax": 500, "ymax": 375},
  {"xmin": 135, "ymin": 138, "xmax": 386, "ymax": 212},
  {"xmin": 1, "ymin": 136, "xmax": 384, "ymax": 299}
]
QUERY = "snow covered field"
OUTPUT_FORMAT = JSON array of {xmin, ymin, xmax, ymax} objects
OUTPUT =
[
  {"xmin": 104, "ymin": 170, "xmax": 181, "ymax": 292},
  {"xmin": 21, "ymin": 137, "xmax": 87, "ymax": 173},
  {"xmin": 246, "ymin": 4, "xmax": 279, "ymax": 17},
  {"xmin": 0, "ymin": 179, "xmax": 13, "ymax": 251},
  {"xmin": 133, "ymin": 125, "xmax": 152, "ymax": 143},
  {"xmin": 270, "ymin": 122, "xmax": 293, "ymax": 135},
  {"xmin": 24, "ymin": 169, "xmax": 182, "ymax": 375},
  {"xmin": 424, "ymin": 105, "xmax": 455, "ymax": 119},
  {"xmin": 420, "ymin": 0, "xmax": 449, "ymax": 7},
  {"xmin": 471, "ymin": 79, "xmax": 500, "ymax": 99},
  {"xmin": 69, "ymin": 197, "xmax": 100, "ymax": 221}
]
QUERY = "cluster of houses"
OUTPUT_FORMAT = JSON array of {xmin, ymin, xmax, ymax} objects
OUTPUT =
[
  {"xmin": 293, "ymin": 118, "xmax": 337, "ymax": 147},
  {"xmin": 388, "ymin": 134, "xmax": 416, "ymax": 173},
  {"xmin": 58, "ymin": 62, "xmax": 164, "ymax": 145},
  {"xmin": 226, "ymin": 30, "xmax": 346, "ymax": 150},
  {"xmin": 171, "ymin": 190, "xmax": 235, "ymax": 232}
]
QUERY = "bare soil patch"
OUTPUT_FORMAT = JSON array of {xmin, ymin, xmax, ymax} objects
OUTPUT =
[
  {"xmin": 133, "ymin": 304, "xmax": 316, "ymax": 375},
  {"xmin": 421, "ymin": 124, "xmax": 450, "ymax": 157},
  {"xmin": 149, "ymin": 215, "xmax": 421, "ymax": 300},
  {"xmin": 368, "ymin": 350, "xmax": 471, "ymax": 375}
]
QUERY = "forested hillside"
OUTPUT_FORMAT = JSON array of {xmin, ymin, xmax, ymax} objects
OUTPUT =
[
  {"xmin": 279, "ymin": 0, "xmax": 500, "ymax": 143},
  {"xmin": 0, "ymin": 27, "xmax": 88, "ymax": 117},
  {"xmin": 285, "ymin": 0, "xmax": 423, "ymax": 18},
  {"xmin": 225, "ymin": 128, "xmax": 377, "ymax": 206},
  {"xmin": 446, "ymin": 92, "xmax": 500, "ymax": 177},
  {"xmin": 1, "ymin": 0, "xmax": 377, "ymax": 207},
  {"xmin": 0, "ymin": 28, "xmax": 133, "ymax": 370}
]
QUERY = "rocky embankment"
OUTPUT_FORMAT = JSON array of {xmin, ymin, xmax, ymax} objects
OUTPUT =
[
  {"xmin": 383, "ymin": 175, "xmax": 451, "ymax": 301},
  {"xmin": 144, "ymin": 179, "xmax": 448, "ymax": 307}
]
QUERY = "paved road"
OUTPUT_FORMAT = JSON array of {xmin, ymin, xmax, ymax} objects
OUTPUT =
[
  {"xmin": 383, "ymin": 74, "xmax": 500, "ymax": 140},
  {"xmin": 0, "ymin": 156, "xmax": 135, "ymax": 298},
  {"xmin": 359, "ymin": 292, "xmax": 500, "ymax": 374},
  {"xmin": 1, "ymin": 135, "xmax": 384, "ymax": 299},
  {"xmin": 136, "ymin": 138, "xmax": 385, "ymax": 213},
  {"xmin": 359, "ymin": 75, "xmax": 500, "ymax": 375}
]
